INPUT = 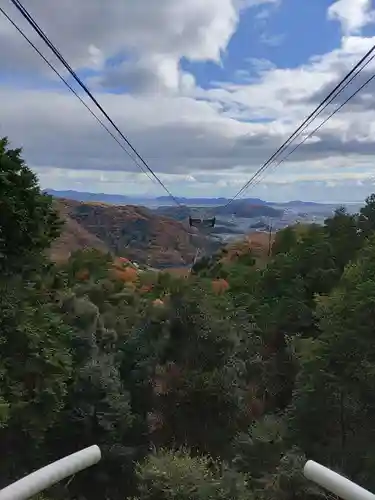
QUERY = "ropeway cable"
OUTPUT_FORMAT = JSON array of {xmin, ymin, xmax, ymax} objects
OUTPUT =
[{"xmin": 7, "ymin": 0, "xmax": 184, "ymax": 208}]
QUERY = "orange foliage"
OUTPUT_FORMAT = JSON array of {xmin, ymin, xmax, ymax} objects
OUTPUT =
[
  {"xmin": 119, "ymin": 256, "xmax": 130, "ymax": 264},
  {"xmin": 75, "ymin": 269, "xmax": 90, "ymax": 281},
  {"xmin": 139, "ymin": 285, "xmax": 153, "ymax": 294},
  {"xmin": 112, "ymin": 267, "xmax": 138, "ymax": 283},
  {"xmin": 220, "ymin": 231, "xmax": 274, "ymax": 265},
  {"xmin": 211, "ymin": 278, "xmax": 229, "ymax": 294},
  {"xmin": 112, "ymin": 256, "xmax": 131, "ymax": 270}
]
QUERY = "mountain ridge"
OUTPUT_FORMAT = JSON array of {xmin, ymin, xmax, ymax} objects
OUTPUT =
[
  {"xmin": 46, "ymin": 189, "xmax": 333, "ymax": 208},
  {"xmin": 50, "ymin": 198, "xmax": 220, "ymax": 268}
]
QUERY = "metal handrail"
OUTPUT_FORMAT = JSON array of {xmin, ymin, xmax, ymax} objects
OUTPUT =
[
  {"xmin": 1, "ymin": 448, "xmax": 374, "ymax": 500},
  {"xmin": 0, "ymin": 445, "xmax": 101, "ymax": 500},
  {"xmin": 304, "ymin": 460, "xmax": 375, "ymax": 500}
]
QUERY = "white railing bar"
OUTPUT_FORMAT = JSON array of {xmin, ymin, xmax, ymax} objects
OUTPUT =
[
  {"xmin": 0, "ymin": 445, "xmax": 101, "ymax": 500},
  {"xmin": 304, "ymin": 460, "xmax": 375, "ymax": 500}
]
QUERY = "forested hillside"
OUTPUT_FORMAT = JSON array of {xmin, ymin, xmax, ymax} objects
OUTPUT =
[
  {"xmin": 51, "ymin": 198, "xmax": 219, "ymax": 268},
  {"xmin": 2, "ymin": 137, "xmax": 375, "ymax": 500}
]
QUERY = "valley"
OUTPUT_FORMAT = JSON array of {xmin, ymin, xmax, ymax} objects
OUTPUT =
[
  {"xmin": 49, "ymin": 190, "xmax": 363, "ymax": 253},
  {"xmin": 50, "ymin": 198, "xmax": 221, "ymax": 269}
]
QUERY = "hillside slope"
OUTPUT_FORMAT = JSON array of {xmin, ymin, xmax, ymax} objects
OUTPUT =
[
  {"xmin": 50, "ymin": 201, "xmax": 111, "ymax": 262},
  {"xmin": 52, "ymin": 199, "xmax": 219, "ymax": 268},
  {"xmin": 155, "ymin": 201, "xmax": 282, "ymax": 220}
]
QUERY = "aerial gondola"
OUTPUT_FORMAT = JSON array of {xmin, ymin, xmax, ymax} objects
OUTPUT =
[{"xmin": 189, "ymin": 216, "xmax": 216, "ymax": 228}]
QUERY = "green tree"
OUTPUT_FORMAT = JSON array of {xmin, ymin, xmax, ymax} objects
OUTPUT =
[
  {"xmin": 272, "ymin": 226, "xmax": 298, "ymax": 256},
  {"xmin": 233, "ymin": 418, "xmax": 325, "ymax": 500},
  {"xmin": 46, "ymin": 290, "xmax": 135, "ymax": 500},
  {"xmin": 358, "ymin": 193, "xmax": 375, "ymax": 238},
  {"xmin": 0, "ymin": 280, "xmax": 73, "ymax": 486},
  {"xmin": 324, "ymin": 206, "xmax": 361, "ymax": 270},
  {"xmin": 290, "ymin": 225, "xmax": 338, "ymax": 298},
  {"xmin": 62, "ymin": 249, "xmax": 113, "ymax": 284},
  {"xmin": 288, "ymin": 234, "xmax": 375, "ymax": 491},
  {"xmin": 122, "ymin": 280, "xmax": 259, "ymax": 459},
  {"xmin": 0, "ymin": 137, "xmax": 61, "ymax": 273},
  {"xmin": 136, "ymin": 448, "xmax": 252, "ymax": 500},
  {"xmin": 232, "ymin": 415, "xmax": 286, "ymax": 479},
  {"xmin": 260, "ymin": 447, "xmax": 325, "ymax": 500}
]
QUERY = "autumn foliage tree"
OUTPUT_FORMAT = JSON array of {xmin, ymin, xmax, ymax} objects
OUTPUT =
[{"xmin": 5, "ymin": 137, "xmax": 375, "ymax": 500}]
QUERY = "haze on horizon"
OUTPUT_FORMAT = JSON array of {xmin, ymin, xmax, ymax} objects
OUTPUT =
[{"xmin": 45, "ymin": 188, "xmax": 367, "ymax": 208}]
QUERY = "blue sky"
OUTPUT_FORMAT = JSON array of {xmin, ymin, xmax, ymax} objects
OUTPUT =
[
  {"xmin": 182, "ymin": 0, "xmax": 343, "ymax": 85},
  {"xmin": 1, "ymin": 0, "xmax": 375, "ymax": 202}
]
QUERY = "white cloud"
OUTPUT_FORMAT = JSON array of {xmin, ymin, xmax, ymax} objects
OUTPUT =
[
  {"xmin": 1, "ymin": 0, "xmax": 375, "ymax": 202},
  {"xmin": 0, "ymin": 0, "xmax": 242, "ymax": 92},
  {"xmin": 328, "ymin": 0, "xmax": 375, "ymax": 34}
]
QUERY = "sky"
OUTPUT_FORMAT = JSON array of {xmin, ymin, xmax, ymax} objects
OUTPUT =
[{"xmin": 1, "ymin": 0, "xmax": 375, "ymax": 202}]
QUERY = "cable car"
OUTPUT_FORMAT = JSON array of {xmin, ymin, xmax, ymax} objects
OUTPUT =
[{"xmin": 189, "ymin": 216, "xmax": 216, "ymax": 228}]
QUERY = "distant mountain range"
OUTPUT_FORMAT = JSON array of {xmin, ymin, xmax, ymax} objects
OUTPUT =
[
  {"xmin": 283, "ymin": 200, "xmax": 322, "ymax": 207},
  {"xmin": 46, "ymin": 189, "xmax": 329, "ymax": 208},
  {"xmin": 156, "ymin": 196, "xmax": 267, "ymax": 206},
  {"xmin": 46, "ymin": 189, "xmax": 149, "ymax": 205},
  {"xmin": 154, "ymin": 202, "xmax": 282, "ymax": 221}
]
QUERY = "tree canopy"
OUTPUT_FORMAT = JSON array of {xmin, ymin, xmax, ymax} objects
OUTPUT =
[
  {"xmin": 2, "ymin": 137, "xmax": 375, "ymax": 500},
  {"xmin": 0, "ymin": 137, "xmax": 61, "ymax": 274}
]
